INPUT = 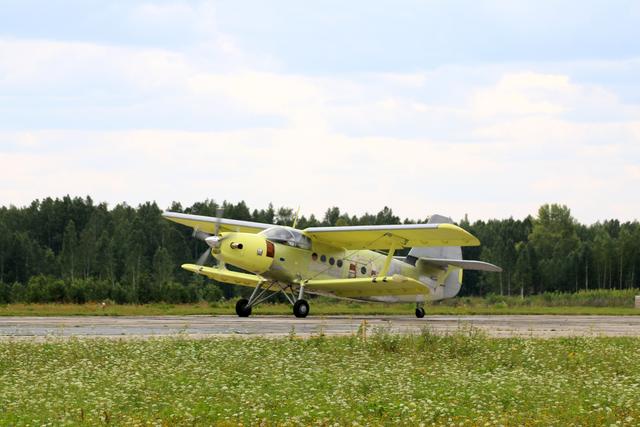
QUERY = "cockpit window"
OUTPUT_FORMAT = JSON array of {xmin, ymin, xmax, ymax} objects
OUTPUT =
[{"xmin": 259, "ymin": 227, "xmax": 312, "ymax": 250}]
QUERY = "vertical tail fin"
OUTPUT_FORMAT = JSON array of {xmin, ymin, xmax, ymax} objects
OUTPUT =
[
  {"xmin": 407, "ymin": 214, "xmax": 462, "ymax": 261},
  {"xmin": 408, "ymin": 214, "xmax": 463, "ymax": 299}
]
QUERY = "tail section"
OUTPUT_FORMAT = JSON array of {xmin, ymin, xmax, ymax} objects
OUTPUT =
[
  {"xmin": 407, "ymin": 215, "xmax": 462, "ymax": 299},
  {"xmin": 406, "ymin": 214, "xmax": 502, "ymax": 300},
  {"xmin": 407, "ymin": 214, "xmax": 462, "ymax": 262}
]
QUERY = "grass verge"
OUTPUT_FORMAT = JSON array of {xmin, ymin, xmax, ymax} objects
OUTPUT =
[
  {"xmin": 1, "ymin": 330, "xmax": 639, "ymax": 425},
  {"xmin": 1, "ymin": 300, "xmax": 640, "ymax": 316}
]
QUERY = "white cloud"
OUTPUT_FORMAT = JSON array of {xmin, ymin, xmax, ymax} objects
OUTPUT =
[
  {"xmin": 2, "ymin": 118, "xmax": 638, "ymax": 223},
  {"xmin": 0, "ymin": 130, "xmax": 354, "ymax": 213},
  {"xmin": 127, "ymin": 1, "xmax": 218, "ymax": 39},
  {"xmin": 187, "ymin": 71, "xmax": 329, "ymax": 129},
  {"xmin": 0, "ymin": 39, "xmax": 192, "ymax": 95},
  {"xmin": 1, "ymin": 31, "xmax": 639, "ymax": 223},
  {"xmin": 472, "ymin": 72, "xmax": 575, "ymax": 118}
]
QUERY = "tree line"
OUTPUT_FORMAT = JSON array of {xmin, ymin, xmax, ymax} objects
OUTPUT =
[{"xmin": 0, "ymin": 196, "xmax": 638, "ymax": 304}]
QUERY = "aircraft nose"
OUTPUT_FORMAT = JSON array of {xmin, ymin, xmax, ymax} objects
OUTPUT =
[
  {"xmin": 216, "ymin": 233, "xmax": 273, "ymax": 274},
  {"xmin": 205, "ymin": 235, "xmax": 223, "ymax": 249}
]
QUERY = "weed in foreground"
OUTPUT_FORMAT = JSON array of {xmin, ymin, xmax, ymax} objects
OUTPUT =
[{"xmin": 1, "ymin": 333, "xmax": 640, "ymax": 425}]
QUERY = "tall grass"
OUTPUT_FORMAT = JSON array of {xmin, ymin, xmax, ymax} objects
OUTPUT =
[
  {"xmin": 2, "ymin": 331, "xmax": 640, "ymax": 425},
  {"xmin": 436, "ymin": 288, "xmax": 640, "ymax": 308},
  {"xmin": 0, "ymin": 288, "xmax": 638, "ymax": 316}
]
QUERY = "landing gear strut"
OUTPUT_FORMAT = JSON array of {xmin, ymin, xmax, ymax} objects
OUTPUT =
[
  {"xmin": 233, "ymin": 281, "xmax": 311, "ymax": 318},
  {"xmin": 415, "ymin": 304, "xmax": 425, "ymax": 319},
  {"xmin": 292, "ymin": 284, "xmax": 309, "ymax": 318}
]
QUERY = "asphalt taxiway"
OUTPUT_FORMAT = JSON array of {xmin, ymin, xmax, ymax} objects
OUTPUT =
[{"xmin": 1, "ymin": 315, "xmax": 639, "ymax": 339}]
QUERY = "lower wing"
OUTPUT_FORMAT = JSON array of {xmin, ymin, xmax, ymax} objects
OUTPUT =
[
  {"xmin": 300, "ymin": 275, "xmax": 430, "ymax": 298},
  {"xmin": 182, "ymin": 264, "xmax": 431, "ymax": 298},
  {"xmin": 181, "ymin": 264, "xmax": 262, "ymax": 288}
]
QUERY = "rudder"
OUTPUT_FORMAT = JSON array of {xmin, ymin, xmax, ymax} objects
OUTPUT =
[{"xmin": 408, "ymin": 214, "xmax": 463, "ymax": 299}]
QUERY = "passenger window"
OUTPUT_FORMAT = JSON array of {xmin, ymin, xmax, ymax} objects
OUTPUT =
[
  {"xmin": 361, "ymin": 266, "xmax": 367, "ymax": 275},
  {"xmin": 312, "ymin": 253, "xmax": 318, "ymax": 261},
  {"xmin": 320, "ymin": 255, "xmax": 327, "ymax": 263},
  {"xmin": 336, "ymin": 259, "xmax": 343, "ymax": 268},
  {"xmin": 329, "ymin": 257, "xmax": 335, "ymax": 265}
]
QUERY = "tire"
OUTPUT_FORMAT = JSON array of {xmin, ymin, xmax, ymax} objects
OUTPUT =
[
  {"xmin": 235, "ymin": 298, "xmax": 252, "ymax": 317},
  {"xmin": 293, "ymin": 299, "xmax": 310, "ymax": 318},
  {"xmin": 415, "ymin": 307, "xmax": 425, "ymax": 318}
]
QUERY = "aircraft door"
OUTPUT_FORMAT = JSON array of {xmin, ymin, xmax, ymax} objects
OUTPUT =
[{"xmin": 348, "ymin": 263, "xmax": 356, "ymax": 278}]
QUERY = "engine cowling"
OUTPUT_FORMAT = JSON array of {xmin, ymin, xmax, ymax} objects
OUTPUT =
[{"xmin": 214, "ymin": 232, "xmax": 274, "ymax": 274}]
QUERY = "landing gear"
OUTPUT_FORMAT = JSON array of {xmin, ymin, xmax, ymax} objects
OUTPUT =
[
  {"xmin": 235, "ymin": 298, "xmax": 252, "ymax": 317},
  {"xmin": 293, "ymin": 299, "xmax": 310, "ymax": 318},
  {"xmin": 233, "ymin": 281, "xmax": 311, "ymax": 318},
  {"xmin": 415, "ymin": 305, "xmax": 425, "ymax": 318}
]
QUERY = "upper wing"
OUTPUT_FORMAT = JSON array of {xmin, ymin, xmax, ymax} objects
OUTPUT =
[
  {"xmin": 303, "ymin": 223, "xmax": 479, "ymax": 250},
  {"xmin": 163, "ymin": 211, "xmax": 271, "ymax": 234},
  {"xmin": 416, "ymin": 257, "xmax": 503, "ymax": 272},
  {"xmin": 301, "ymin": 275, "xmax": 430, "ymax": 298},
  {"xmin": 181, "ymin": 264, "xmax": 263, "ymax": 288}
]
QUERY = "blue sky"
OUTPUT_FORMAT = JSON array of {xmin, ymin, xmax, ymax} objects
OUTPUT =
[{"xmin": 1, "ymin": 1, "xmax": 639, "ymax": 223}]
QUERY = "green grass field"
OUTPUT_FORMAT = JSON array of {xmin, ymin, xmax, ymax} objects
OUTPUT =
[
  {"xmin": 1, "ymin": 300, "xmax": 640, "ymax": 317},
  {"xmin": 1, "ymin": 330, "xmax": 639, "ymax": 425},
  {"xmin": 2, "ymin": 289, "xmax": 639, "ymax": 316}
]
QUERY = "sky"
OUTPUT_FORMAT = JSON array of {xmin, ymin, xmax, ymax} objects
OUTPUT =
[{"xmin": 1, "ymin": 0, "xmax": 639, "ymax": 224}]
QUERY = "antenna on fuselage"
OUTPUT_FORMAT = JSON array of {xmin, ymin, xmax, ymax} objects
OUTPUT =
[{"xmin": 291, "ymin": 206, "xmax": 301, "ymax": 229}]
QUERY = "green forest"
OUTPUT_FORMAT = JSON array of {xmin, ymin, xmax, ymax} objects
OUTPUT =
[{"xmin": 0, "ymin": 196, "xmax": 638, "ymax": 304}]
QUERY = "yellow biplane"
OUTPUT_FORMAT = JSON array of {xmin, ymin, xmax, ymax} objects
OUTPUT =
[{"xmin": 163, "ymin": 211, "xmax": 501, "ymax": 318}]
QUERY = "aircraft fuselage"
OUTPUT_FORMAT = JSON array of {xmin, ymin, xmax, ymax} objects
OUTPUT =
[{"xmin": 214, "ymin": 233, "xmax": 459, "ymax": 303}]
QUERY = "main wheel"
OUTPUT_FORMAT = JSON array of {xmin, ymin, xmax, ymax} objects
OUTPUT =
[
  {"xmin": 293, "ymin": 299, "xmax": 310, "ymax": 318},
  {"xmin": 235, "ymin": 298, "xmax": 252, "ymax": 317},
  {"xmin": 415, "ymin": 307, "xmax": 425, "ymax": 318}
]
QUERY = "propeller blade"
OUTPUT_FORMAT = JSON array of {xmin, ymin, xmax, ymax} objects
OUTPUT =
[
  {"xmin": 196, "ymin": 248, "xmax": 212, "ymax": 266},
  {"xmin": 193, "ymin": 229, "xmax": 211, "ymax": 241},
  {"xmin": 213, "ymin": 207, "xmax": 224, "ymax": 236},
  {"xmin": 192, "ymin": 207, "xmax": 225, "ymax": 268}
]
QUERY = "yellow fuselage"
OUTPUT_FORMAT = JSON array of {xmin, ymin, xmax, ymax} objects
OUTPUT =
[{"xmin": 216, "ymin": 232, "xmax": 461, "ymax": 302}]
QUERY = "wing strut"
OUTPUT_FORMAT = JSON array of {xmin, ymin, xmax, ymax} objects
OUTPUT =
[{"xmin": 379, "ymin": 234, "xmax": 406, "ymax": 276}]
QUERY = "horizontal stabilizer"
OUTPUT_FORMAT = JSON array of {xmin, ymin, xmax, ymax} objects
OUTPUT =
[{"xmin": 418, "ymin": 257, "xmax": 502, "ymax": 272}]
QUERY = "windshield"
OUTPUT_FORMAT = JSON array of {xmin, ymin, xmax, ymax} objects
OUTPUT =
[{"xmin": 259, "ymin": 226, "xmax": 312, "ymax": 250}]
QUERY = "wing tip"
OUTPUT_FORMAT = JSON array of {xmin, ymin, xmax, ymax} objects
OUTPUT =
[
  {"xmin": 181, "ymin": 263, "xmax": 200, "ymax": 273},
  {"xmin": 437, "ymin": 223, "xmax": 481, "ymax": 246}
]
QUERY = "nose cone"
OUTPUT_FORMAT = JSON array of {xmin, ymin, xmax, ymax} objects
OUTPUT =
[
  {"xmin": 217, "ymin": 232, "xmax": 274, "ymax": 274},
  {"xmin": 205, "ymin": 235, "xmax": 223, "ymax": 250}
]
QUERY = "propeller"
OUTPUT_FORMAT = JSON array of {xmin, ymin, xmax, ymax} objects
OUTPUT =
[
  {"xmin": 196, "ymin": 247, "xmax": 212, "ymax": 266},
  {"xmin": 213, "ymin": 207, "xmax": 223, "ymax": 236},
  {"xmin": 205, "ymin": 207, "xmax": 226, "ymax": 252},
  {"xmin": 192, "ymin": 229, "xmax": 211, "ymax": 241},
  {"xmin": 194, "ymin": 207, "xmax": 227, "ymax": 268},
  {"xmin": 191, "ymin": 226, "xmax": 212, "ymax": 266}
]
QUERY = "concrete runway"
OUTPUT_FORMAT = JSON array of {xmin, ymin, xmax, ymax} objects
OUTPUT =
[{"xmin": 1, "ymin": 315, "xmax": 640, "ymax": 339}]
